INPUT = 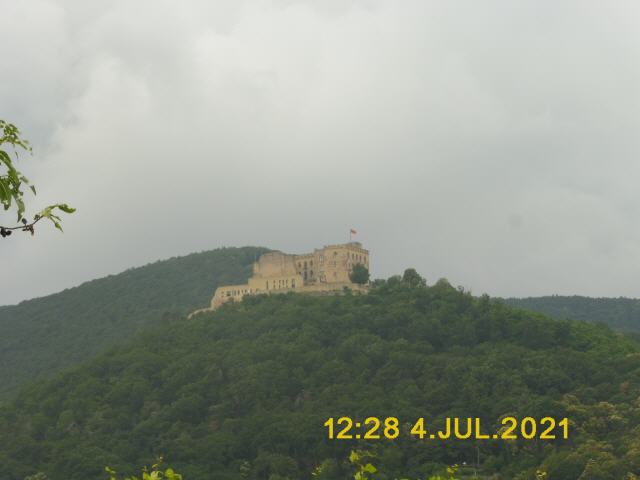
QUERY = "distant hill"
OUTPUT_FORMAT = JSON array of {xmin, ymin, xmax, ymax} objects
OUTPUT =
[
  {"xmin": 0, "ymin": 246, "xmax": 268, "ymax": 400},
  {"xmin": 2, "ymin": 277, "xmax": 640, "ymax": 479},
  {"xmin": 505, "ymin": 295, "xmax": 640, "ymax": 333}
]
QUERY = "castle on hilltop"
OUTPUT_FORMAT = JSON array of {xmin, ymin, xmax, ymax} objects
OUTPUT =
[{"xmin": 191, "ymin": 242, "xmax": 370, "ymax": 315}]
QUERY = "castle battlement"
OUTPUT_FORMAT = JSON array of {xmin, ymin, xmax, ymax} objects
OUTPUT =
[{"xmin": 190, "ymin": 242, "xmax": 370, "ymax": 316}]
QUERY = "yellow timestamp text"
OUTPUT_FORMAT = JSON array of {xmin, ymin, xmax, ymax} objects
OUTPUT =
[{"xmin": 324, "ymin": 416, "xmax": 569, "ymax": 441}]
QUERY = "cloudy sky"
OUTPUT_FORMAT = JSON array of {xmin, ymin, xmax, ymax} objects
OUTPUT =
[{"xmin": 1, "ymin": 0, "xmax": 639, "ymax": 305}]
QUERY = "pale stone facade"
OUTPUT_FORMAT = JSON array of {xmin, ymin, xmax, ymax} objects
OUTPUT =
[{"xmin": 191, "ymin": 242, "xmax": 370, "ymax": 315}]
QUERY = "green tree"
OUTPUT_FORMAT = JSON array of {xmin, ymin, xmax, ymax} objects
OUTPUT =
[
  {"xmin": 24, "ymin": 474, "xmax": 49, "ymax": 480},
  {"xmin": 0, "ymin": 120, "xmax": 74, "ymax": 238},
  {"xmin": 105, "ymin": 458, "xmax": 182, "ymax": 480},
  {"xmin": 402, "ymin": 268, "xmax": 425, "ymax": 287},
  {"xmin": 349, "ymin": 263, "xmax": 370, "ymax": 284}
]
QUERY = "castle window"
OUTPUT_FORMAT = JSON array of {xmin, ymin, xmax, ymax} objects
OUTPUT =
[
  {"xmin": 304, "ymin": 261, "xmax": 307, "ymax": 268},
  {"xmin": 310, "ymin": 270, "xmax": 313, "ymax": 277},
  {"xmin": 310, "ymin": 260, "xmax": 313, "ymax": 266},
  {"xmin": 292, "ymin": 279, "xmax": 296, "ymax": 287}
]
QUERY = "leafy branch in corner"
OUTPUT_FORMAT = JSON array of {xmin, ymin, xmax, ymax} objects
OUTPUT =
[{"xmin": 0, "ymin": 120, "xmax": 75, "ymax": 238}]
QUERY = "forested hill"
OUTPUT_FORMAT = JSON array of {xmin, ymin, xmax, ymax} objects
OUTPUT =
[
  {"xmin": 3, "ymin": 277, "xmax": 640, "ymax": 479},
  {"xmin": 506, "ymin": 296, "xmax": 640, "ymax": 333},
  {"xmin": 0, "ymin": 246, "xmax": 268, "ymax": 400}
]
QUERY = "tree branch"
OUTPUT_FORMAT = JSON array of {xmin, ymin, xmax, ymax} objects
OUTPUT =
[{"xmin": 0, "ymin": 215, "xmax": 43, "ymax": 237}]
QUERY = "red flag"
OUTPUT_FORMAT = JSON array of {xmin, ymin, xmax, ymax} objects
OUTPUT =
[{"xmin": 350, "ymin": 229, "xmax": 357, "ymax": 235}]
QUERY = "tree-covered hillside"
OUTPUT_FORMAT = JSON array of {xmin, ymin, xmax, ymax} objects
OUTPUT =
[
  {"xmin": 506, "ymin": 296, "xmax": 640, "ymax": 333},
  {"xmin": 0, "ymin": 246, "xmax": 268, "ymax": 400},
  {"xmin": 2, "ymin": 276, "xmax": 640, "ymax": 479}
]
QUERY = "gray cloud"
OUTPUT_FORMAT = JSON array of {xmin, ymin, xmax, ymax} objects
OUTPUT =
[{"xmin": 1, "ymin": 0, "xmax": 639, "ymax": 304}]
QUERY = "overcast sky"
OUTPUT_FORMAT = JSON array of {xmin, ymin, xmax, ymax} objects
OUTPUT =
[{"xmin": 1, "ymin": 0, "xmax": 639, "ymax": 305}]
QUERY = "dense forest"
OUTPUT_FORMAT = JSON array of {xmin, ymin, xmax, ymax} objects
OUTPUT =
[
  {"xmin": 506, "ymin": 296, "xmax": 640, "ymax": 334},
  {"xmin": 2, "ymin": 275, "xmax": 640, "ymax": 479},
  {"xmin": 4, "ymin": 242, "xmax": 639, "ymax": 404},
  {"xmin": 0, "ymin": 246, "xmax": 268, "ymax": 399}
]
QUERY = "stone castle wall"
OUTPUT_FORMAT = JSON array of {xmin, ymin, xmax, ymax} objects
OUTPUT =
[{"xmin": 190, "ymin": 242, "xmax": 370, "ymax": 315}]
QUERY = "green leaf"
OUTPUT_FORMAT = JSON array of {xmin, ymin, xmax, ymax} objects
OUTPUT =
[
  {"xmin": 363, "ymin": 463, "xmax": 377, "ymax": 473},
  {"xmin": 15, "ymin": 195, "xmax": 25, "ymax": 220},
  {"xmin": 0, "ymin": 181, "xmax": 10, "ymax": 203},
  {"xmin": 56, "ymin": 203, "xmax": 76, "ymax": 213}
]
